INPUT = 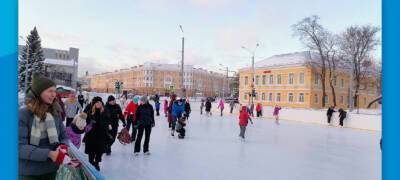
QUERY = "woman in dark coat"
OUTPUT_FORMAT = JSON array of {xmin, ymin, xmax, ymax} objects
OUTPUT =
[
  {"xmin": 105, "ymin": 95, "xmax": 126, "ymax": 155},
  {"xmin": 84, "ymin": 96, "xmax": 111, "ymax": 171},
  {"xmin": 134, "ymin": 96, "xmax": 155, "ymax": 155},
  {"xmin": 205, "ymin": 98, "xmax": 212, "ymax": 116}
]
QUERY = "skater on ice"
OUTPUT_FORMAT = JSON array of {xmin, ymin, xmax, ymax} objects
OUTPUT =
[
  {"xmin": 124, "ymin": 95, "xmax": 139, "ymax": 142},
  {"xmin": 326, "ymin": 106, "xmax": 336, "ymax": 125},
  {"xmin": 338, "ymin": 108, "xmax": 347, "ymax": 127},
  {"xmin": 184, "ymin": 99, "xmax": 191, "ymax": 121},
  {"xmin": 164, "ymin": 99, "xmax": 169, "ymax": 117},
  {"xmin": 64, "ymin": 93, "xmax": 82, "ymax": 127},
  {"xmin": 273, "ymin": 105, "xmax": 282, "ymax": 125},
  {"xmin": 239, "ymin": 105, "xmax": 252, "ymax": 141},
  {"xmin": 134, "ymin": 96, "xmax": 155, "ymax": 155},
  {"xmin": 105, "ymin": 95, "xmax": 126, "ymax": 155},
  {"xmin": 171, "ymin": 97, "xmax": 185, "ymax": 136},
  {"xmin": 205, "ymin": 98, "xmax": 212, "ymax": 116},
  {"xmin": 256, "ymin": 103, "xmax": 263, "ymax": 117},
  {"xmin": 218, "ymin": 98, "xmax": 225, "ymax": 116},
  {"xmin": 84, "ymin": 96, "xmax": 111, "ymax": 171}
]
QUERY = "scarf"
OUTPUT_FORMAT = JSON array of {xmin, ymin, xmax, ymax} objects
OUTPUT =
[{"xmin": 30, "ymin": 112, "xmax": 59, "ymax": 146}]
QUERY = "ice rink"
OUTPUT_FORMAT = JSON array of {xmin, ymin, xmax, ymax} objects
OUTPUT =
[{"xmin": 83, "ymin": 104, "xmax": 381, "ymax": 180}]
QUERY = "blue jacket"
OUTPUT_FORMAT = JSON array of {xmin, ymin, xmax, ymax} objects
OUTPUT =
[{"xmin": 172, "ymin": 101, "xmax": 185, "ymax": 118}]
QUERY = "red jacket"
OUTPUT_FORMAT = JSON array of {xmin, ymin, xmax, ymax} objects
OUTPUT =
[
  {"xmin": 239, "ymin": 106, "xmax": 250, "ymax": 126},
  {"xmin": 256, "ymin": 104, "xmax": 262, "ymax": 112},
  {"xmin": 124, "ymin": 101, "xmax": 138, "ymax": 120}
]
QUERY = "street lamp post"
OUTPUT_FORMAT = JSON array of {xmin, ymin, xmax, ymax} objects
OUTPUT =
[
  {"xmin": 179, "ymin": 25, "xmax": 185, "ymax": 98},
  {"xmin": 19, "ymin": 36, "xmax": 30, "ymax": 92},
  {"xmin": 242, "ymin": 43, "xmax": 259, "ymax": 108}
]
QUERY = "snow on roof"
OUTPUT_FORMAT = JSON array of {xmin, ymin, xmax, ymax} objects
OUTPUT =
[
  {"xmin": 44, "ymin": 58, "xmax": 76, "ymax": 67},
  {"xmin": 256, "ymin": 51, "xmax": 320, "ymax": 67}
]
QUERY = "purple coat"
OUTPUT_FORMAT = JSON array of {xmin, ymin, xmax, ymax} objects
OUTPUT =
[
  {"xmin": 66, "ymin": 127, "xmax": 82, "ymax": 148},
  {"xmin": 273, "ymin": 107, "xmax": 281, "ymax": 116}
]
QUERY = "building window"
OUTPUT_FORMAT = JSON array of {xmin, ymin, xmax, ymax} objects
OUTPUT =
[
  {"xmin": 276, "ymin": 93, "xmax": 281, "ymax": 102},
  {"xmin": 333, "ymin": 76, "xmax": 337, "ymax": 86},
  {"xmin": 255, "ymin": 75, "xmax": 259, "ymax": 85},
  {"xmin": 364, "ymin": 97, "xmax": 367, "ymax": 105},
  {"xmin": 299, "ymin": 72, "xmax": 305, "ymax": 84},
  {"xmin": 262, "ymin": 75, "xmax": 266, "ymax": 85},
  {"xmin": 244, "ymin": 94, "xmax": 248, "ymax": 100},
  {"xmin": 314, "ymin": 73, "xmax": 319, "ymax": 85},
  {"xmin": 261, "ymin": 93, "xmax": 265, "ymax": 101},
  {"xmin": 340, "ymin": 96, "xmax": 344, "ymax": 104},
  {"xmin": 289, "ymin": 73, "xmax": 294, "ymax": 84},
  {"xmin": 277, "ymin": 74, "xmax": 282, "ymax": 84},
  {"xmin": 324, "ymin": 95, "xmax": 329, "ymax": 104},
  {"xmin": 299, "ymin": 93, "xmax": 304, "ymax": 102},
  {"xmin": 314, "ymin": 94, "xmax": 319, "ymax": 104},
  {"xmin": 341, "ymin": 79, "xmax": 344, "ymax": 88},
  {"xmin": 245, "ymin": 76, "xmax": 248, "ymax": 85},
  {"xmin": 269, "ymin": 93, "xmax": 273, "ymax": 102},
  {"xmin": 269, "ymin": 75, "xmax": 274, "ymax": 84},
  {"xmin": 288, "ymin": 93, "xmax": 294, "ymax": 103}
]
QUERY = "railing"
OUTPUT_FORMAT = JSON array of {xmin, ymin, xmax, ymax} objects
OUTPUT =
[{"xmin": 68, "ymin": 143, "xmax": 105, "ymax": 180}]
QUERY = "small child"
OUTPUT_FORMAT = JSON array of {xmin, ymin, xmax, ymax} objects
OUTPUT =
[
  {"xmin": 338, "ymin": 108, "xmax": 347, "ymax": 127},
  {"xmin": 239, "ymin": 106, "xmax": 252, "ymax": 141},
  {"xmin": 256, "ymin": 103, "xmax": 262, "ymax": 117},
  {"xmin": 176, "ymin": 116, "xmax": 187, "ymax": 139},
  {"xmin": 66, "ymin": 113, "xmax": 87, "ymax": 148},
  {"xmin": 155, "ymin": 101, "xmax": 161, "ymax": 116},
  {"xmin": 273, "ymin": 105, "xmax": 282, "ymax": 125}
]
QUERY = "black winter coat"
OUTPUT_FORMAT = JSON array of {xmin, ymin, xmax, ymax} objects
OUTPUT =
[
  {"xmin": 185, "ymin": 103, "xmax": 191, "ymax": 115},
  {"xmin": 84, "ymin": 109, "xmax": 111, "ymax": 154},
  {"xmin": 327, "ymin": 108, "xmax": 336, "ymax": 116},
  {"xmin": 205, "ymin": 101, "xmax": 212, "ymax": 111},
  {"xmin": 135, "ymin": 103, "xmax": 155, "ymax": 127},
  {"xmin": 105, "ymin": 104, "xmax": 126, "ymax": 128}
]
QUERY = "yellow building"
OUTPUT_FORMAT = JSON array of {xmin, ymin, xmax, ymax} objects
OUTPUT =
[
  {"xmin": 88, "ymin": 63, "xmax": 224, "ymax": 97},
  {"xmin": 239, "ymin": 51, "xmax": 380, "ymax": 109}
]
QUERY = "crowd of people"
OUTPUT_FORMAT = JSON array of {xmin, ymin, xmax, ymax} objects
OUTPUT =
[{"xmin": 18, "ymin": 73, "xmax": 350, "ymax": 179}]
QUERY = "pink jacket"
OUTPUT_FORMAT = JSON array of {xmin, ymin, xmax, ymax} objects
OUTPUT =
[
  {"xmin": 273, "ymin": 106, "xmax": 282, "ymax": 116},
  {"xmin": 218, "ymin": 100, "xmax": 225, "ymax": 109}
]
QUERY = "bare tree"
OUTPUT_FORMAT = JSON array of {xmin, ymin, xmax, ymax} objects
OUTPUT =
[
  {"xmin": 325, "ymin": 34, "xmax": 341, "ymax": 106},
  {"xmin": 293, "ymin": 15, "xmax": 330, "ymax": 107},
  {"xmin": 339, "ymin": 25, "xmax": 380, "ymax": 110}
]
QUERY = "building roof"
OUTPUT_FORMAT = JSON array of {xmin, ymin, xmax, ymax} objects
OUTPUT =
[{"xmin": 44, "ymin": 58, "xmax": 76, "ymax": 67}]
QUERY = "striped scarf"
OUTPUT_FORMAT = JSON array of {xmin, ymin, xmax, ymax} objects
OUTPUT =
[{"xmin": 30, "ymin": 112, "xmax": 59, "ymax": 146}]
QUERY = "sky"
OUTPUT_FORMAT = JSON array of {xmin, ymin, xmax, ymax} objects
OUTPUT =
[{"xmin": 19, "ymin": 0, "xmax": 381, "ymax": 77}]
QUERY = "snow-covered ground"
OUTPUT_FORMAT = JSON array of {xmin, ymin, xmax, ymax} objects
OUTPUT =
[{"xmin": 76, "ymin": 96, "xmax": 381, "ymax": 180}]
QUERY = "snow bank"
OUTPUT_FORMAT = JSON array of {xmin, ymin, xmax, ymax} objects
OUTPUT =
[{"xmin": 260, "ymin": 106, "xmax": 381, "ymax": 131}]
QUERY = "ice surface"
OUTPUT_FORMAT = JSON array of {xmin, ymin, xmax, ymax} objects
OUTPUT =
[{"xmin": 78, "ymin": 98, "xmax": 381, "ymax": 180}]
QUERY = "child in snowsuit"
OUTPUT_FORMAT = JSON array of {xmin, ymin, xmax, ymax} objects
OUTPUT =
[
  {"xmin": 176, "ymin": 116, "xmax": 187, "ymax": 139},
  {"xmin": 338, "ymin": 108, "xmax": 347, "ymax": 127},
  {"xmin": 273, "ymin": 105, "xmax": 282, "ymax": 125},
  {"xmin": 66, "ymin": 113, "xmax": 87, "ymax": 148},
  {"xmin": 155, "ymin": 101, "xmax": 161, "ymax": 116}
]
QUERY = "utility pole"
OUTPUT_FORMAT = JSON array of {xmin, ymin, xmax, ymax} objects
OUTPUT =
[
  {"xmin": 242, "ymin": 43, "xmax": 259, "ymax": 108},
  {"xmin": 179, "ymin": 25, "xmax": 185, "ymax": 98}
]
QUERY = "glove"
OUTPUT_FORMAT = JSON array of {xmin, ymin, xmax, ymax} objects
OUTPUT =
[{"xmin": 55, "ymin": 144, "xmax": 69, "ymax": 165}]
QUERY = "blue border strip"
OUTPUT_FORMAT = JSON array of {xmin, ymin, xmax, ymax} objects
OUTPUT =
[
  {"xmin": 383, "ymin": 0, "xmax": 400, "ymax": 179},
  {"xmin": 0, "ymin": 0, "xmax": 18, "ymax": 179}
]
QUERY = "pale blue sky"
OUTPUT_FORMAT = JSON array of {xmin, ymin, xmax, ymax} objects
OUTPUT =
[{"xmin": 19, "ymin": 0, "xmax": 381, "ymax": 76}]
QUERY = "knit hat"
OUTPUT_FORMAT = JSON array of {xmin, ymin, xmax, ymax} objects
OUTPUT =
[
  {"xmin": 140, "ymin": 96, "xmax": 148, "ymax": 103},
  {"xmin": 92, "ymin": 96, "xmax": 103, "ymax": 105},
  {"xmin": 107, "ymin": 95, "xmax": 116, "ymax": 102},
  {"xmin": 27, "ymin": 73, "xmax": 56, "ymax": 98}
]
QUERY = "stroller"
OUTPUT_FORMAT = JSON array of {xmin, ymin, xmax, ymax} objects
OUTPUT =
[{"xmin": 176, "ymin": 115, "xmax": 187, "ymax": 139}]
